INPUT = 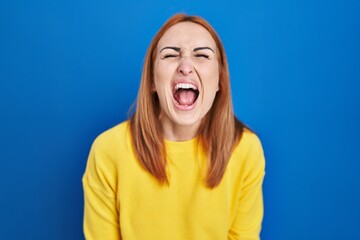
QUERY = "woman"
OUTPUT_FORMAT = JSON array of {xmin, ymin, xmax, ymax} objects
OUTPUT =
[{"xmin": 83, "ymin": 13, "xmax": 265, "ymax": 240}]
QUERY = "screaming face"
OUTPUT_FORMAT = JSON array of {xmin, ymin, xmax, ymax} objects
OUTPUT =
[{"xmin": 153, "ymin": 22, "xmax": 220, "ymax": 137}]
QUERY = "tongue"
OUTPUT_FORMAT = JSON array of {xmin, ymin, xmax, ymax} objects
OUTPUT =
[{"xmin": 174, "ymin": 89, "xmax": 196, "ymax": 106}]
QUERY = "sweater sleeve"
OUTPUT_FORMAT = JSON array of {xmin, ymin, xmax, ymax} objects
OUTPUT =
[
  {"xmin": 82, "ymin": 139, "xmax": 121, "ymax": 240},
  {"xmin": 229, "ymin": 134, "xmax": 266, "ymax": 240}
]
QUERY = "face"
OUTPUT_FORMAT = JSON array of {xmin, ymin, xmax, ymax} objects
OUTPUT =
[{"xmin": 153, "ymin": 22, "xmax": 220, "ymax": 130}]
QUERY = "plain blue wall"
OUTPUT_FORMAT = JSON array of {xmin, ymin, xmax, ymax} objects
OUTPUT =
[{"xmin": 1, "ymin": 0, "xmax": 359, "ymax": 239}]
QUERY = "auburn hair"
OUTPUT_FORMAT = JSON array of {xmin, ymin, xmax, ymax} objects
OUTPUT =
[{"xmin": 129, "ymin": 13, "xmax": 246, "ymax": 188}]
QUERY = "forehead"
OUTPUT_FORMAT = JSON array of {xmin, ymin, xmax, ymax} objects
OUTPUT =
[{"xmin": 157, "ymin": 22, "xmax": 216, "ymax": 49}]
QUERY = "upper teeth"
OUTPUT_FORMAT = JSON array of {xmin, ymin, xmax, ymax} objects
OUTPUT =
[{"xmin": 174, "ymin": 83, "xmax": 197, "ymax": 90}]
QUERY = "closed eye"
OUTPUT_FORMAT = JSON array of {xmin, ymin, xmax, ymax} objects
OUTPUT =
[
  {"xmin": 195, "ymin": 53, "xmax": 210, "ymax": 59},
  {"xmin": 161, "ymin": 53, "xmax": 179, "ymax": 59}
]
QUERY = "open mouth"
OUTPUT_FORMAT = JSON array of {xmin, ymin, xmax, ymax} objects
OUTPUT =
[{"xmin": 172, "ymin": 82, "xmax": 199, "ymax": 107}]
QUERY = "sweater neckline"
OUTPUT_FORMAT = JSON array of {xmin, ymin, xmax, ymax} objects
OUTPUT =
[{"xmin": 164, "ymin": 138, "xmax": 198, "ymax": 153}]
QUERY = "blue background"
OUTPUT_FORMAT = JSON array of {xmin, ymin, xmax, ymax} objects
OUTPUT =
[{"xmin": 1, "ymin": 0, "xmax": 359, "ymax": 239}]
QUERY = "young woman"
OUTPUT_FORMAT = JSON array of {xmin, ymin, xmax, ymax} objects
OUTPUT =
[{"xmin": 83, "ymin": 13, "xmax": 265, "ymax": 240}]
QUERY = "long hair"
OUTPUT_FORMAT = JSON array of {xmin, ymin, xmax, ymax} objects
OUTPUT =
[{"xmin": 129, "ymin": 13, "xmax": 246, "ymax": 188}]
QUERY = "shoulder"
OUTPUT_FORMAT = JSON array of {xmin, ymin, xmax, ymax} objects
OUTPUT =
[
  {"xmin": 87, "ymin": 121, "xmax": 133, "ymax": 170},
  {"xmin": 232, "ymin": 128, "xmax": 263, "ymax": 154},
  {"xmin": 238, "ymin": 129, "xmax": 263, "ymax": 153},
  {"xmin": 83, "ymin": 121, "xmax": 132, "ymax": 187},
  {"xmin": 91, "ymin": 121, "xmax": 131, "ymax": 153},
  {"xmin": 230, "ymin": 129, "xmax": 265, "ymax": 173},
  {"xmin": 83, "ymin": 122, "xmax": 131, "ymax": 196}
]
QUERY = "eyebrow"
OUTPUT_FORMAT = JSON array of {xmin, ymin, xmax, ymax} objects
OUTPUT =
[
  {"xmin": 159, "ymin": 46, "xmax": 215, "ymax": 53},
  {"xmin": 159, "ymin": 46, "xmax": 181, "ymax": 53},
  {"xmin": 193, "ymin": 47, "xmax": 214, "ymax": 53}
]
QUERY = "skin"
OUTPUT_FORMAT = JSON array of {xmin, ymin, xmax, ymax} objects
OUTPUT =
[{"xmin": 153, "ymin": 22, "xmax": 220, "ymax": 141}]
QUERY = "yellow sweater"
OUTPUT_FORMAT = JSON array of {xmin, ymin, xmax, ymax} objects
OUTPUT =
[{"xmin": 82, "ymin": 121, "xmax": 265, "ymax": 240}]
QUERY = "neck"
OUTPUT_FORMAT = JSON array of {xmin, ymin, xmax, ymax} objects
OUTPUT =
[{"xmin": 161, "ymin": 119, "xmax": 200, "ymax": 142}]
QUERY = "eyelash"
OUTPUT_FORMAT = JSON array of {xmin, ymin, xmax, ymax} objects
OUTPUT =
[
  {"xmin": 195, "ymin": 53, "xmax": 210, "ymax": 59},
  {"xmin": 161, "ymin": 53, "xmax": 210, "ymax": 59},
  {"xmin": 162, "ymin": 54, "xmax": 179, "ymax": 59}
]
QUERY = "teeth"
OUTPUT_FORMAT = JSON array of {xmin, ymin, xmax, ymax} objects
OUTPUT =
[{"xmin": 174, "ymin": 83, "xmax": 197, "ymax": 90}]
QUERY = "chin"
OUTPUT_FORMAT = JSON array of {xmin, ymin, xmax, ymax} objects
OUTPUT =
[{"xmin": 169, "ymin": 112, "xmax": 203, "ymax": 127}]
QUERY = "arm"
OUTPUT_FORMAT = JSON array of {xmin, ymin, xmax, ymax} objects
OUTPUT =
[
  {"xmin": 229, "ymin": 135, "xmax": 266, "ymax": 240},
  {"xmin": 82, "ymin": 141, "xmax": 120, "ymax": 240}
]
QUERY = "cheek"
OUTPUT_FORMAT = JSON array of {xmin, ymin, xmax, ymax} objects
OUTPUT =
[
  {"xmin": 153, "ymin": 69, "xmax": 172, "ymax": 97},
  {"xmin": 203, "ymin": 64, "xmax": 220, "ymax": 91},
  {"xmin": 154, "ymin": 62, "xmax": 173, "ymax": 86},
  {"xmin": 153, "ymin": 63, "xmax": 166, "ymax": 92},
  {"xmin": 214, "ymin": 65, "xmax": 220, "ymax": 91}
]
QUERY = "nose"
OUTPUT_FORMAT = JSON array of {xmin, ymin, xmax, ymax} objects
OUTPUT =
[{"xmin": 177, "ymin": 58, "xmax": 193, "ymax": 76}]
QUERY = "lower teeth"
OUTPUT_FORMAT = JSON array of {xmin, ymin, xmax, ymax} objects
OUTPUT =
[{"xmin": 177, "ymin": 101, "xmax": 190, "ymax": 107}]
